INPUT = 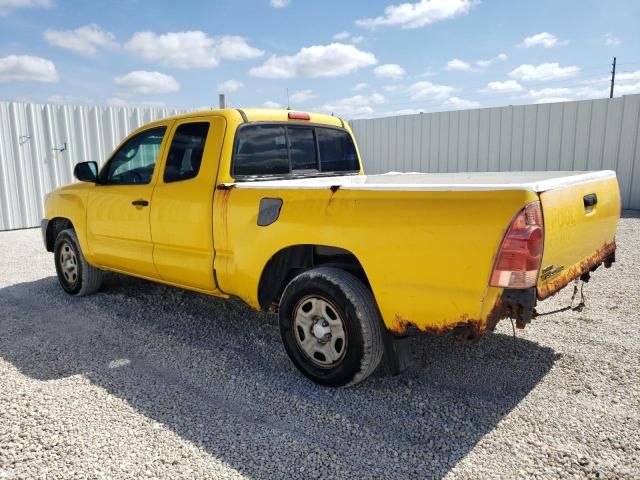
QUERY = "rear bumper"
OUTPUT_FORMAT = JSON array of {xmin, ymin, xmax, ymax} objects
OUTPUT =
[{"xmin": 40, "ymin": 219, "xmax": 50, "ymax": 251}]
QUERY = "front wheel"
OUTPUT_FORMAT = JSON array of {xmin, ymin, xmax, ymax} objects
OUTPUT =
[
  {"xmin": 54, "ymin": 228, "xmax": 102, "ymax": 296},
  {"xmin": 278, "ymin": 267, "xmax": 384, "ymax": 387}
]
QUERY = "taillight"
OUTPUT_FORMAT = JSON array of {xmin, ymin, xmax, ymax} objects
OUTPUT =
[{"xmin": 490, "ymin": 201, "xmax": 544, "ymax": 289}]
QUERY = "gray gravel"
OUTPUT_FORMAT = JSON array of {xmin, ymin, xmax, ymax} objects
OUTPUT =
[{"xmin": 1, "ymin": 212, "xmax": 639, "ymax": 479}]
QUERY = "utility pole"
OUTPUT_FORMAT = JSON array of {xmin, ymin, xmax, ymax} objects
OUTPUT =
[
  {"xmin": 219, "ymin": 93, "xmax": 226, "ymax": 109},
  {"xmin": 609, "ymin": 56, "xmax": 616, "ymax": 98}
]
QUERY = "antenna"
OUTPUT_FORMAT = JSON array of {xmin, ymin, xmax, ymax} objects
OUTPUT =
[{"xmin": 286, "ymin": 88, "xmax": 290, "ymax": 110}]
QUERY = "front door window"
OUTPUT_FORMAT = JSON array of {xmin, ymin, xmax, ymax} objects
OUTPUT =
[{"xmin": 100, "ymin": 127, "xmax": 166, "ymax": 185}]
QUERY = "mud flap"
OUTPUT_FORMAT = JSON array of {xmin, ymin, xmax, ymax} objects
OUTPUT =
[{"xmin": 382, "ymin": 331, "xmax": 413, "ymax": 375}]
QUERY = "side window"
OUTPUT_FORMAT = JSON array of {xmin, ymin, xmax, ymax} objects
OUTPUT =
[
  {"xmin": 164, "ymin": 122, "xmax": 210, "ymax": 182},
  {"xmin": 317, "ymin": 128, "xmax": 359, "ymax": 172},
  {"xmin": 101, "ymin": 127, "xmax": 166, "ymax": 185},
  {"xmin": 233, "ymin": 125, "xmax": 289, "ymax": 177},
  {"xmin": 288, "ymin": 127, "xmax": 317, "ymax": 171}
]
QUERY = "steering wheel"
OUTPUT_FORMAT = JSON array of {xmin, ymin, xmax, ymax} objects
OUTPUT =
[{"xmin": 129, "ymin": 171, "xmax": 142, "ymax": 183}]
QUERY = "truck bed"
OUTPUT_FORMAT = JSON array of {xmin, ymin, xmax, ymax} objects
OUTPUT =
[
  {"xmin": 217, "ymin": 169, "xmax": 619, "ymax": 335},
  {"xmin": 225, "ymin": 170, "xmax": 616, "ymax": 192}
]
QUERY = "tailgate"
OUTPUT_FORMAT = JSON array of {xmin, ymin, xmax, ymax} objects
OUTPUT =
[{"xmin": 537, "ymin": 171, "xmax": 620, "ymax": 299}]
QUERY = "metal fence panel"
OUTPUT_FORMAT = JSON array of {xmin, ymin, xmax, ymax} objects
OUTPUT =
[
  {"xmin": 1, "ymin": 96, "xmax": 639, "ymax": 231},
  {"xmin": 0, "ymin": 102, "xmax": 183, "ymax": 230},
  {"xmin": 351, "ymin": 94, "xmax": 640, "ymax": 209}
]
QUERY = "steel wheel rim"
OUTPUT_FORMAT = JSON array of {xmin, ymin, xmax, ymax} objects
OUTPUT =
[
  {"xmin": 59, "ymin": 241, "xmax": 78, "ymax": 286},
  {"xmin": 293, "ymin": 295, "xmax": 347, "ymax": 368}
]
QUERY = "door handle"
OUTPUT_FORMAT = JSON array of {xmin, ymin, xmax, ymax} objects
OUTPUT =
[
  {"xmin": 131, "ymin": 199, "xmax": 149, "ymax": 207},
  {"xmin": 583, "ymin": 193, "xmax": 597, "ymax": 208}
]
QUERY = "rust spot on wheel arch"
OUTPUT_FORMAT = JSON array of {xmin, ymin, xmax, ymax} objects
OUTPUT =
[{"xmin": 536, "ymin": 240, "xmax": 616, "ymax": 300}]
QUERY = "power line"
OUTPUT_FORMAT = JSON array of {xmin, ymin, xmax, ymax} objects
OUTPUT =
[{"xmin": 610, "ymin": 57, "xmax": 617, "ymax": 98}]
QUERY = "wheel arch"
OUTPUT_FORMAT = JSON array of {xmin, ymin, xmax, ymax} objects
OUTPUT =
[
  {"xmin": 257, "ymin": 244, "xmax": 371, "ymax": 310},
  {"xmin": 45, "ymin": 217, "xmax": 74, "ymax": 252}
]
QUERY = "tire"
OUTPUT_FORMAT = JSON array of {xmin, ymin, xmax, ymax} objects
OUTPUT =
[
  {"xmin": 54, "ymin": 228, "xmax": 102, "ymax": 296},
  {"xmin": 278, "ymin": 267, "xmax": 384, "ymax": 387}
]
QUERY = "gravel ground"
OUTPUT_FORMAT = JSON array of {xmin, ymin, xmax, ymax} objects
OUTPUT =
[{"xmin": 0, "ymin": 212, "xmax": 639, "ymax": 479}]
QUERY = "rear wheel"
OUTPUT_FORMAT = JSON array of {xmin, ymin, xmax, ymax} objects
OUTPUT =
[
  {"xmin": 278, "ymin": 267, "xmax": 384, "ymax": 387},
  {"xmin": 54, "ymin": 228, "xmax": 102, "ymax": 296}
]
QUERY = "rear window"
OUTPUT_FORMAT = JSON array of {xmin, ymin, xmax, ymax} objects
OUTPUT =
[
  {"xmin": 288, "ymin": 127, "xmax": 318, "ymax": 171},
  {"xmin": 232, "ymin": 124, "xmax": 358, "ymax": 178},
  {"xmin": 317, "ymin": 128, "xmax": 359, "ymax": 172},
  {"xmin": 234, "ymin": 125, "xmax": 289, "ymax": 176}
]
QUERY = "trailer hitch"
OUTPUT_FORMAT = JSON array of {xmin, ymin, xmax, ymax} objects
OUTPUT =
[{"xmin": 534, "ymin": 276, "xmax": 588, "ymax": 318}]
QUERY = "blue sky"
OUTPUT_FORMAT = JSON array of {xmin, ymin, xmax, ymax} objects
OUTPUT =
[{"xmin": 0, "ymin": 0, "xmax": 639, "ymax": 118}]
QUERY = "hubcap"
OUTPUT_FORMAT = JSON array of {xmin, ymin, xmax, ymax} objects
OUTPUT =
[
  {"xmin": 293, "ymin": 296, "xmax": 347, "ymax": 368},
  {"xmin": 59, "ymin": 241, "xmax": 78, "ymax": 286}
]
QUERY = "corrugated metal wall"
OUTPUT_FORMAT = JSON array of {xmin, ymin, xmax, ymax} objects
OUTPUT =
[
  {"xmin": 1, "ymin": 96, "xmax": 639, "ymax": 231},
  {"xmin": 351, "ymin": 94, "xmax": 640, "ymax": 209},
  {"xmin": 0, "ymin": 102, "xmax": 184, "ymax": 230}
]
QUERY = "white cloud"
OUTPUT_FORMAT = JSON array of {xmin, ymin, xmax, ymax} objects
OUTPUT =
[
  {"xmin": 519, "ymin": 32, "xmax": 567, "ymax": 48},
  {"xmin": 525, "ymin": 85, "xmax": 608, "ymax": 102},
  {"xmin": 356, "ymin": 0, "xmax": 478, "ymax": 29},
  {"xmin": 126, "ymin": 31, "xmax": 263, "ymax": 69},
  {"xmin": 270, "ymin": 0, "xmax": 290, "ymax": 7},
  {"xmin": 605, "ymin": 33, "xmax": 621, "ymax": 46},
  {"xmin": 368, "ymin": 108, "xmax": 426, "ymax": 118},
  {"xmin": 483, "ymin": 80, "xmax": 523, "ymax": 93},
  {"xmin": 107, "ymin": 97, "xmax": 167, "ymax": 108},
  {"xmin": 408, "ymin": 81, "xmax": 455, "ymax": 101},
  {"xmin": 332, "ymin": 31, "xmax": 364, "ymax": 44},
  {"xmin": 445, "ymin": 58, "xmax": 475, "ymax": 72},
  {"xmin": 114, "ymin": 71, "xmax": 180, "ymax": 95},
  {"xmin": 383, "ymin": 84, "xmax": 404, "ymax": 93},
  {"xmin": 419, "ymin": 69, "xmax": 436, "ymax": 77},
  {"xmin": 443, "ymin": 96, "xmax": 480, "ymax": 109},
  {"xmin": 333, "ymin": 31, "xmax": 350, "ymax": 41},
  {"xmin": 249, "ymin": 43, "xmax": 377, "ymax": 79},
  {"xmin": 509, "ymin": 62, "xmax": 579, "ymax": 82},
  {"xmin": 218, "ymin": 79, "xmax": 242, "ymax": 93},
  {"xmin": 0, "ymin": 54, "xmax": 58, "ymax": 82},
  {"xmin": 262, "ymin": 100, "xmax": 283, "ymax": 108},
  {"xmin": 318, "ymin": 93, "xmax": 386, "ymax": 118},
  {"xmin": 374, "ymin": 63, "xmax": 406, "ymax": 79},
  {"xmin": 352, "ymin": 82, "xmax": 368, "ymax": 91},
  {"xmin": 535, "ymin": 97, "xmax": 572, "ymax": 104},
  {"xmin": 615, "ymin": 82, "xmax": 640, "ymax": 95},
  {"xmin": 526, "ymin": 87, "xmax": 573, "ymax": 99},
  {"xmin": 48, "ymin": 95, "xmax": 92, "ymax": 105},
  {"xmin": 448, "ymin": 54, "xmax": 507, "ymax": 72},
  {"xmin": 475, "ymin": 53, "xmax": 507, "ymax": 68},
  {"xmin": 617, "ymin": 70, "xmax": 640, "ymax": 81},
  {"xmin": 189, "ymin": 105, "xmax": 213, "ymax": 112},
  {"xmin": 44, "ymin": 24, "xmax": 116, "ymax": 56},
  {"xmin": 290, "ymin": 89, "xmax": 317, "ymax": 103},
  {"xmin": 0, "ymin": 0, "xmax": 50, "ymax": 16}
]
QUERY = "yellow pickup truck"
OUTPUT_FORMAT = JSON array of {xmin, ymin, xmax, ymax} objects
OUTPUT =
[{"xmin": 41, "ymin": 109, "xmax": 620, "ymax": 386}]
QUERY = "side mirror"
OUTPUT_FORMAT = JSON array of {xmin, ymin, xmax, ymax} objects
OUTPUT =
[{"xmin": 74, "ymin": 161, "xmax": 98, "ymax": 182}]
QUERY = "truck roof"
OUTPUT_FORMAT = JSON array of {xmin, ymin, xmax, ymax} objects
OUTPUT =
[{"xmin": 158, "ymin": 108, "xmax": 346, "ymax": 128}]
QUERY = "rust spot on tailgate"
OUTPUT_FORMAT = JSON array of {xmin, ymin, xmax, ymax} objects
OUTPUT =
[{"xmin": 537, "ymin": 240, "xmax": 616, "ymax": 300}]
